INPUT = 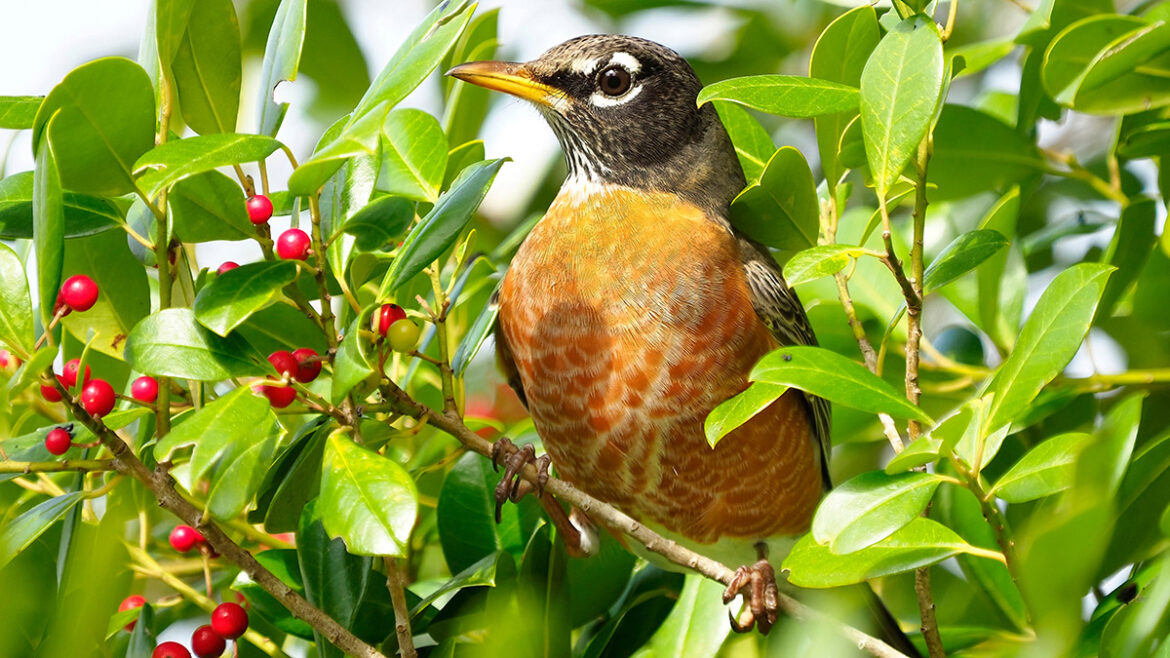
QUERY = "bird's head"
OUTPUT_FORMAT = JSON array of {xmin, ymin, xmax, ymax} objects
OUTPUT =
[{"xmin": 447, "ymin": 35, "xmax": 744, "ymax": 209}]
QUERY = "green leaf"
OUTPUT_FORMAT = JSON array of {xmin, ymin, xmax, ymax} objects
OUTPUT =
[
  {"xmin": 194, "ymin": 261, "xmax": 298, "ymax": 336},
  {"xmin": 0, "ymin": 242, "xmax": 34, "ymax": 356},
  {"xmin": 712, "ymin": 102, "xmax": 773, "ymax": 183},
  {"xmin": 1103, "ymin": 427, "xmax": 1170, "ymax": 575},
  {"xmin": 0, "ymin": 171, "xmax": 123, "ymax": 240},
  {"xmin": 929, "ymin": 105, "xmax": 1044, "ymax": 201},
  {"xmin": 976, "ymin": 188, "xmax": 1023, "ymax": 349},
  {"xmin": 237, "ymin": 301, "xmax": 328, "ymax": 356},
  {"xmin": 812, "ymin": 470, "xmax": 945, "ymax": 553},
  {"xmin": 784, "ymin": 518, "xmax": 982, "ymax": 588},
  {"xmin": 60, "ymin": 229, "xmax": 152, "ymax": 359},
  {"xmin": 441, "ymin": 9, "xmax": 500, "ymax": 148},
  {"xmin": 810, "ymin": 6, "xmax": 880, "ymax": 190},
  {"xmin": 251, "ymin": 420, "xmax": 328, "ymax": 533},
  {"xmin": 171, "ymin": 0, "xmax": 241, "ymax": 134},
  {"xmin": 782, "ymin": 245, "xmax": 867, "ymax": 287},
  {"xmin": 451, "ymin": 283, "xmax": 500, "ymax": 376},
  {"xmin": 32, "ymin": 57, "xmax": 155, "ymax": 196},
  {"xmin": 1099, "ymin": 198, "xmax": 1157, "ymax": 318},
  {"xmin": 341, "ymin": 196, "xmax": 413, "ymax": 252},
  {"xmin": 319, "ymin": 431, "xmax": 419, "ymax": 557},
  {"xmin": 206, "ymin": 423, "xmax": 281, "ymax": 520},
  {"xmin": 697, "ymin": 75, "xmax": 859, "ymax": 118},
  {"xmin": 983, "ymin": 262, "xmax": 1114, "ymax": 434},
  {"xmin": 154, "ymin": 385, "xmax": 274, "ymax": 488},
  {"xmin": 256, "ymin": 0, "xmax": 308, "ymax": 137},
  {"xmin": 349, "ymin": 0, "xmax": 476, "ymax": 124},
  {"xmin": 704, "ymin": 381, "xmax": 789, "ymax": 448},
  {"xmin": 154, "ymin": 0, "xmax": 198, "ymax": 69},
  {"xmin": 134, "ymin": 134, "xmax": 281, "ymax": 199},
  {"xmin": 728, "ymin": 146, "xmax": 819, "ymax": 252},
  {"xmin": 231, "ymin": 549, "xmax": 313, "ymax": 638},
  {"xmin": 0, "ymin": 96, "xmax": 43, "ymax": 129},
  {"xmin": 989, "ymin": 432, "xmax": 1092, "ymax": 502},
  {"xmin": 169, "ymin": 171, "xmax": 253, "ymax": 242},
  {"xmin": 885, "ymin": 436, "xmax": 942, "ymax": 474},
  {"xmin": 923, "ymin": 229, "xmax": 1009, "ymax": 293},
  {"xmin": 125, "ymin": 308, "xmax": 266, "ymax": 380},
  {"xmin": 287, "ymin": 106, "xmax": 384, "ymax": 197},
  {"xmin": 381, "ymin": 158, "xmax": 507, "ymax": 294},
  {"xmin": 643, "ymin": 574, "xmax": 731, "ymax": 658},
  {"xmin": 859, "ymin": 16, "xmax": 945, "ymax": 197},
  {"xmin": 410, "ymin": 551, "xmax": 506, "ymax": 620},
  {"xmin": 0, "ymin": 492, "xmax": 86, "ymax": 571},
  {"xmin": 1044, "ymin": 16, "xmax": 1170, "ymax": 114},
  {"xmin": 298, "ymin": 500, "xmax": 372, "ymax": 657},
  {"xmin": 380, "ymin": 109, "xmax": 448, "ymax": 203},
  {"xmin": 331, "ymin": 314, "xmax": 375, "ymax": 405},
  {"xmin": 751, "ymin": 345, "xmax": 932, "ymax": 422},
  {"xmin": 1119, "ymin": 120, "xmax": 1170, "ymax": 158},
  {"xmin": 33, "ymin": 128, "xmax": 64, "ymax": 332}
]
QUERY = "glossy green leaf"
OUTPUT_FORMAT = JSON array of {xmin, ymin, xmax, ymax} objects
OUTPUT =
[
  {"xmin": 885, "ymin": 436, "xmax": 942, "ymax": 474},
  {"xmin": 32, "ymin": 57, "xmax": 155, "ymax": 196},
  {"xmin": 33, "ymin": 128, "xmax": 64, "ymax": 332},
  {"xmin": 451, "ymin": 283, "xmax": 500, "ymax": 377},
  {"xmin": 0, "ymin": 492, "xmax": 86, "ymax": 571},
  {"xmin": 859, "ymin": 16, "xmax": 944, "ymax": 197},
  {"xmin": 975, "ymin": 188, "xmax": 1024, "ymax": 350},
  {"xmin": 194, "ymin": 261, "xmax": 298, "ymax": 336},
  {"xmin": 0, "ymin": 96, "xmax": 42, "ymax": 129},
  {"xmin": 251, "ymin": 421, "xmax": 328, "ymax": 533},
  {"xmin": 443, "ymin": 139, "xmax": 486, "ymax": 190},
  {"xmin": 783, "ymin": 245, "xmax": 867, "ymax": 287},
  {"xmin": 237, "ymin": 300, "xmax": 328, "ymax": 356},
  {"xmin": 1104, "ymin": 427, "xmax": 1170, "ymax": 575},
  {"xmin": 1044, "ymin": 16, "xmax": 1170, "ymax": 114},
  {"xmin": 923, "ymin": 229, "xmax": 1009, "ymax": 293},
  {"xmin": 154, "ymin": 0, "xmax": 198, "ymax": 68},
  {"xmin": 155, "ymin": 384, "xmax": 273, "ymax": 486},
  {"xmin": 349, "ymin": 0, "xmax": 475, "ymax": 124},
  {"xmin": 704, "ymin": 381, "xmax": 789, "ymax": 448},
  {"xmin": 169, "ymin": 170, "xmax": 252, "ymax": 242},
  {"xmin": 1081, "ymin": 394, "xmax": 1143, "ymax": 504},
  {"xmin": 989, "ymin": 432, "xmax": 1092, "ymax": 502},
  {"xmin": 134, "ymin": 134, "xmax": 281, "ymax": 199},
  {"xmin": 1099, "ymin": 198, "xmax": 1157, "ymax": 318},
  {"xmin": 381, "ymin": 158, "xmax": 506, "ymax": 294},
  {"xmin": 712, "ymin": 102, "xmax": 773, "ymax": 183},
  {"xmin": 6, "ymin": 347, "xmax": 56, "ymax": 397},
  {"xmin": 60, "ymin": 229, "xmax": 151, "ymax": 359},
  {"xmin": 171, "ymin": 0, "xmax": 241, "ymax": 133},
  {"xmin": 983, "ymin": 263, "xmax": 1113, "ymax": 434},
  {"xmin": 287, "ymin": 106, "xmax": 384, "ymax": 197},
  {"xmin": 380, "ymin": 109, "xmax": 448, "ymax": 202},
  {"xmin": 784, "ymin": 518, "xmax": 983, "ymax": 588},
  {"xmin": 812, "ymin": 470, "xmax": 945, "ymax": 553},
  {"xmin": 0, "ymin": 171, "xmax": 123, "ymax": 240},
  {"xmin": 441, "ymin": 8, "xmax": 500, "ymax": 148},
  {"xmin": 331, "ymin": 314, "xmax": 375, "ymax": 405},
  {"xmin": 729, "ymin": 146, "xmax": 819, "ymax": 252},
  {"xmin": 298, "ymin": 501, "xmax": 372, "ymax": 658},
  {"xmin": 751, "ymin": 345, "xmax": 931, "ymax": 422},
  {"xmin": 319, "ymin": 431, "xmax": 419, "ymax": 557},
  {"xmin": 341, "ymin": 196, "xmax": 413, "ymax": 253},
  {"xmin": 256, "ymin": 0, "xmax": 308, "ymax": 137},
  {"xmin": 1118, "ymin": 120, "xmax": 1170, "ymax": 158},
  {"xmin": 810, "ymin": 6, "xmax": 881, "ymax": 190},
  {"xmin": 643, "ymin": 574, "xmax": 730, "ymax": 658},
  {"xmin": 0, "ymin": 242, "xmax": 34, "ymax": 356},
  {"xmin": 929, "ymin": 105, "xmax": 1044, "ymax": 201},
  {"xmin": 698, "ymin": 75, "xmax": 859, "ymax": 117},
  {"xmin": 410, "ymin": 551, "xmax": 505, "ymax": 619},
  {"xmin": 437, "ymin": 451, "xmax": 542, "ymax": 573},
  {"xmin": 125, "ymin": 308, "xmax": 266, "ymax": 380},
  {"xmin": 206, "ymin": 423, "xmax": 281, "ymax": 520}
]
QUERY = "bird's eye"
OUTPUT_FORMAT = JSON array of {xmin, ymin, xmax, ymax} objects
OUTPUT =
[{"xmin": 598, "ymin": 65, "xmax": 632, "ymax": 96}]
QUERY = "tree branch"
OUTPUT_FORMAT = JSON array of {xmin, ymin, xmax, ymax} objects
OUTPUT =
[
  {"xmin": 384, "ymin": 556, "xmax": 417, "ymax": 658},
  {"xmin": 0, "ymin": 458, "xmax": 115, "ymax": 474}
]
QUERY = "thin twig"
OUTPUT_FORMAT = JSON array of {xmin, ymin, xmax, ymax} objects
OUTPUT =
[
  {"xmin": 0, "ymin": 458, "xmax": 116, "ymax": 473},
  {"xmin": 384, "ymin": 557, "xmax": 417, "ymax": 658}
]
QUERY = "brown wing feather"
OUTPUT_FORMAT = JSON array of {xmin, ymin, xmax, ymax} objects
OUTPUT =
[{"xmin": 491, "ymin": 286, "xmax": 528, "ymax": 409}]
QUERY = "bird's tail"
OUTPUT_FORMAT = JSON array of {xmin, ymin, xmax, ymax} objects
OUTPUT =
[{"xmin": 861, "ymin": 583, "xmax": 924, "ymax": 658}]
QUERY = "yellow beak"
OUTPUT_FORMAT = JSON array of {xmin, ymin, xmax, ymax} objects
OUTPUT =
[{"xmin": 446, "ymin": 61, "xmax": 560, "ymax": 108}]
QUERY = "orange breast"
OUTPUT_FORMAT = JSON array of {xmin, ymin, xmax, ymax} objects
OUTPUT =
[{"xmin": 497, "ymin": 184, "xmax": 821, "ymax": 543}]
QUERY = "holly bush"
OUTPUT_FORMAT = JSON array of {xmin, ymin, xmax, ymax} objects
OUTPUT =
[{"xmin": 1, "ymin": 0, "xmax": 1169, "ymax": 657}]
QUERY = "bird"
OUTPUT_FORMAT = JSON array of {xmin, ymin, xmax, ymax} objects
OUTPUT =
[{"xmin": 448, "ymin": 34, "xmax": 916, "ymax": 652}]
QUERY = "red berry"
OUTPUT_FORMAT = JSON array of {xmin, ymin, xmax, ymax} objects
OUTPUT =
[
  {"xmin": 246, "ymin": 195, "xmax": 273, "ymax": 224},
  {"xmin": 267, "ymin": 350, "xmax": 298, "ymax": 379},
  {"xmin": 276, "ymin": 228, "xmax": 311, "ymax": 260},
  {"xmin": 169, "ymin": 525, "xmax": 205, "ymax": 553},
  {"xmin": 81, "ymin": 379, "xmax": 116, "ymax": 417},
  {"xmin": 45, "ymin": 427, "xmax": 72, "ymax": 455},
  {"xmin": 40, "ymin": 383, "xmax": 63, "ymax": 402},
  {"xmin": 60, "ymin": 274, "xmax": 99, "ymax": 312},
  {"xmin": 0, "ymin": 349, "xmax": 10, "ymax": 368},
  {"xmin": 153, "ymin": 642, "xmax": 192, "ymax": 658},
  {"xmin": 292, "ymin": 348, "xmax": 321, "ymax": 383},
  {"xmin": 376, "ymin": 304, "xmax": 407, "ymax": 336},
  {"xmin": 118, "ymin": 595, "xmax": 147, "ymax": 631},
  {"xmin": 216, "ymin": 261, "xmax": 239, "ymax": 275},
  {"xmin": 255, "ymin": 381, "xmax": 296, "ymax": 408},
  {"xmin": 191, "ymin": 625, "xmax": 226, "ymax": 658},
  {"xmin": 211, "ymin": 602, "xmax": 249, "ymax": 640},
  {"xmin": 60, "ymin": 358, "xmax": 91, "ymax": 389},
  {"xmin": 132, "ymin": 375, "xmax": 159, "ymax": 403}
]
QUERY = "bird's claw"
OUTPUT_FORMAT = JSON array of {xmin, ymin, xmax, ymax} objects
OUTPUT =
[
  {"xmin": 723, "ymin": 550, "xmax": 779, "ymax": 635},
  {"xmin": 491, "ymin": 437, "xmax": 551, "ymax": 523}
]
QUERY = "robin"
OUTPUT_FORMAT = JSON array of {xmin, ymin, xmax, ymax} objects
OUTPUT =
[{"xmin": 448, "ymin": 35, "xmax": 915, "ymax": 652}]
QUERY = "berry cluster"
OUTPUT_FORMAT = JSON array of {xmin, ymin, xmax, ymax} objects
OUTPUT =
[
  {"xmin": 375, "ymin": 303, "xmax": 420, "ymax": 353},
  {"xmin": 128, "ymin": 599, "xmax": 248, "ymax": 658},
  {"xmin": 254, "ymin": 347, "xmax": 322, "ymax": 408},
  {"xmin": 244, "ymin": 193, "xmax": 312, "ymax": 261}
]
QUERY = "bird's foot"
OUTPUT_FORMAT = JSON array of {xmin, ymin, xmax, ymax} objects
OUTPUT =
[
  {"xmin": 490, "ymin": 437, "xmax": 550, "ymax": 523},
  {"xmin": 722, "ymin": 543, "xmax": 779, "ymax": 635}
]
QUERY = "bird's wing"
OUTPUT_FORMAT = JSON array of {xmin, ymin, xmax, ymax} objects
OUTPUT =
[
  {"xmin": 737, "ymin": 234, "xmax": 833, "ymax": 489},
  {"xmin": 491, "ymin": 286, "xmax": 528, "ymax": 409}
]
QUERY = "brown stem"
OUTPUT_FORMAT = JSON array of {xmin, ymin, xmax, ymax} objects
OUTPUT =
[{"xmin": 384, "ymin": 557, "xmax": 417, "ymax": 658}]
